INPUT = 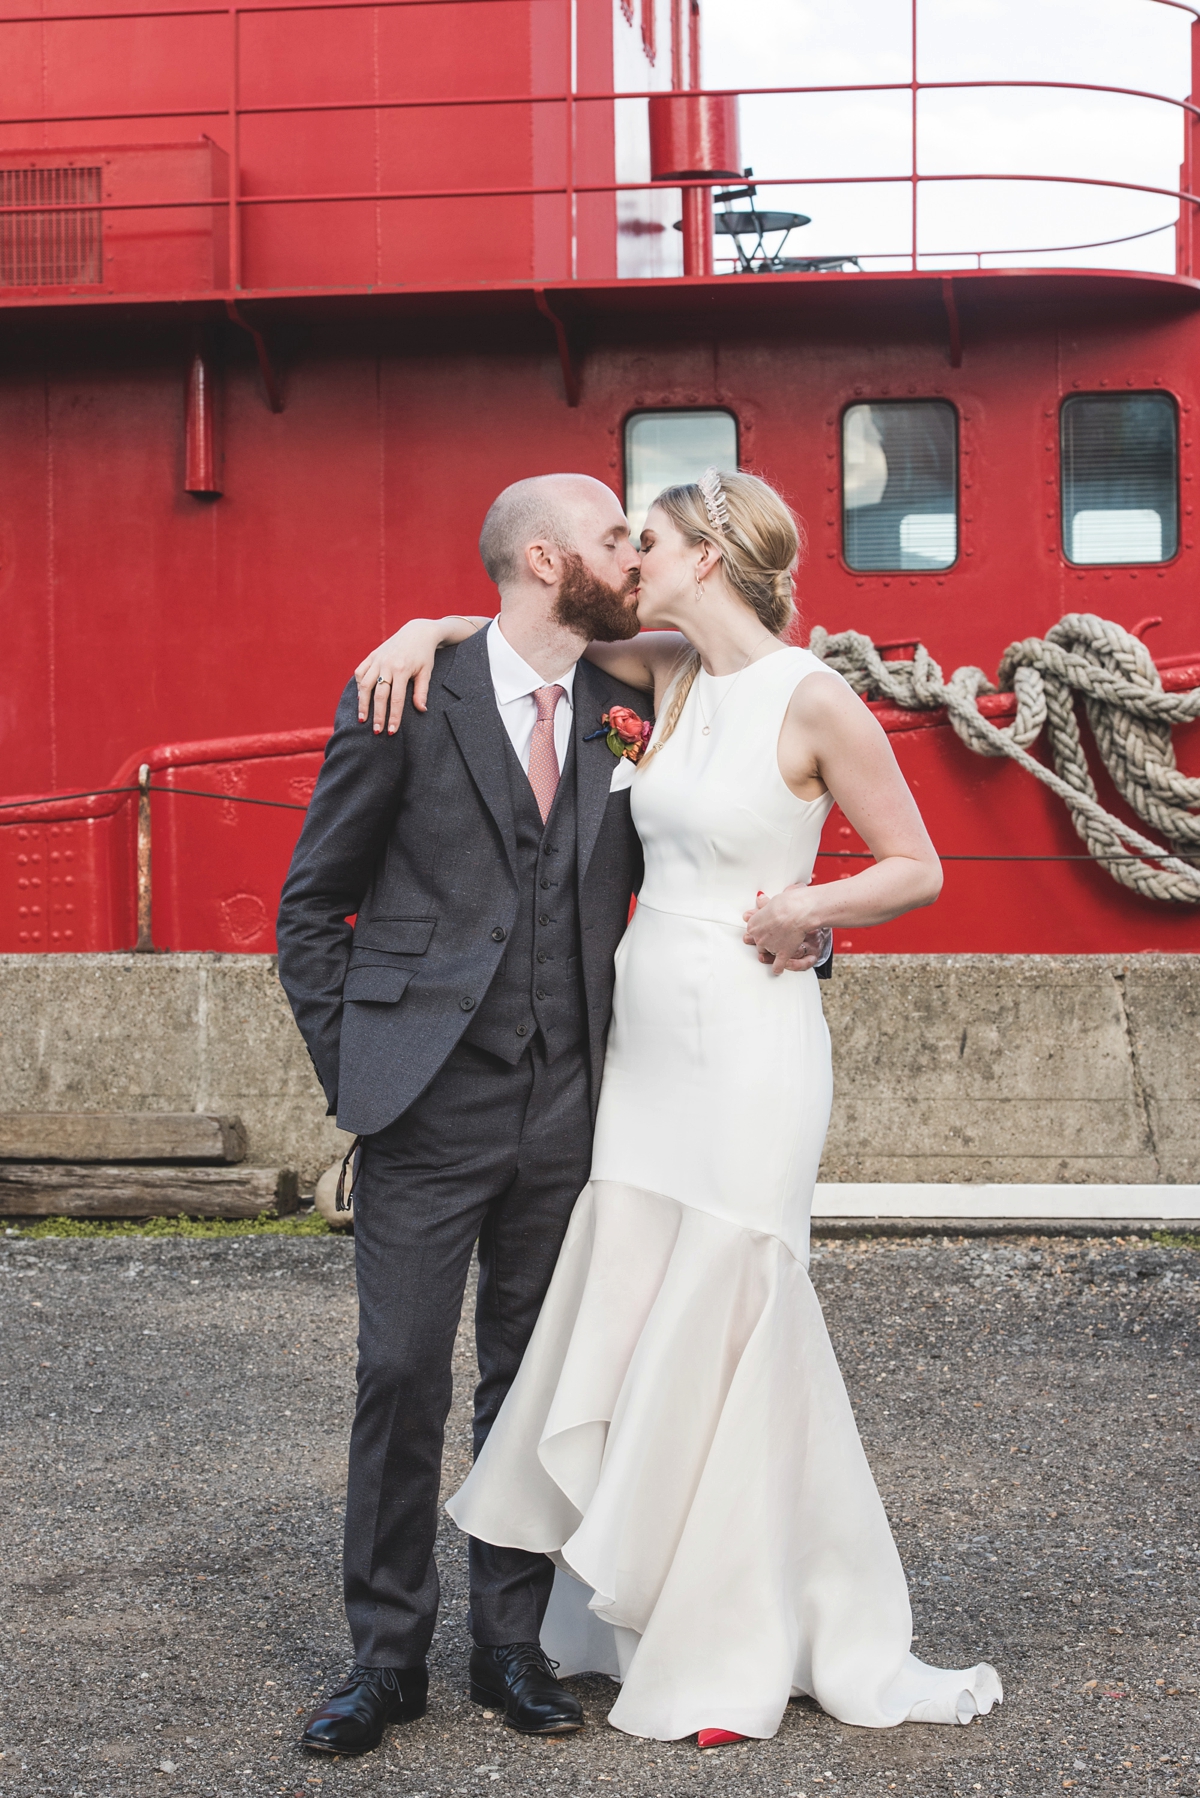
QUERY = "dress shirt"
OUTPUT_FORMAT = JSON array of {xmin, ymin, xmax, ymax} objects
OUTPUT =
[
  {"xmin": 486, "ymin": 618, "xmax": 577, "ymax": 775},
  {"xmin": 485, "ymin": 618, "xmax": 830, "ymax": 969}
]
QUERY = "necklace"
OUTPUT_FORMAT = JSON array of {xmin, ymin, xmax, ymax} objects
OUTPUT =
[{"xmin": 696, "ymin": 642, "xmax": 771, "ymax": 736}]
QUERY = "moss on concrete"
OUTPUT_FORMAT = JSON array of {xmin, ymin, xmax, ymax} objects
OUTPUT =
[{"xmin": 4, "ymin": 1210, "xmax": 333, "ymax": 1239}]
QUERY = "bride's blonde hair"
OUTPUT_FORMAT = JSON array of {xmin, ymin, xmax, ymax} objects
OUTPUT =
[{"xmin": 640, "ymin": 469, "xmax": 804, "ymax": 768}]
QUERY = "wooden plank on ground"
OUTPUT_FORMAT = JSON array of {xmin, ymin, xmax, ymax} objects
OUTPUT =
[
  {"xmin": 0, "ymin": 1114, "xmax": 248, "ymax": 1164},
  {"xmin": 0, "ymin": 1165, "xmax": 298, "ymax": 1219}
]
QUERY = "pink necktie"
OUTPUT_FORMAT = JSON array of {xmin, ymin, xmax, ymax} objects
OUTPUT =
[{"xmin": 527, "ymin": 684, "xmax": 565, "ymax": 824}]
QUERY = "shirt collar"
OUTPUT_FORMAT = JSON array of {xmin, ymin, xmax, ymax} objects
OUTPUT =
[{"xmin": 486, "ymin": 617, "xmax": 577, "ymax": 707}]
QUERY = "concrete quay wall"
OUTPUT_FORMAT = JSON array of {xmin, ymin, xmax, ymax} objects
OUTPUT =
[
  {"xmin": 0, "ymin": 954, "xmax": 356, "ymax": 1190},
  {"xmin": 0, "ymin": 953, "xmax": 1195, "ymax": 1190}
]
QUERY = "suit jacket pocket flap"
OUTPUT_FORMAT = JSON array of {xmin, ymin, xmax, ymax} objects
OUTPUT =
[
  {"xmin": 354, "ymin": 917, "xmax": 437, "ymax": 954},
  {"xmin": 343, "ymin": 965, "xmax": 415, "ymax": 1004}
]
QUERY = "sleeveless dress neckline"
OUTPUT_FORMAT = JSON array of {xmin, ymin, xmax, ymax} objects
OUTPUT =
[
  {"xmin": 693, "ymin": 645, "xmax": 788, "ymax": 697},
  {"xmin": 447, "ymin": 645, "xmax": 1002, "ymax": 1742},
  {"xmin": 698, "ymin": 643, "xmax": 787, "ymax": 673}
]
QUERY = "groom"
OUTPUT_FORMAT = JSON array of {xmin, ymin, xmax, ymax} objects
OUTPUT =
[{"xmin": 277, "ymin": 474, "xmax": 650, "ymax": 1753}]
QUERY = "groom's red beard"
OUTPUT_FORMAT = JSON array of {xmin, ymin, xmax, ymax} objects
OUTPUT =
[{"xmin": 552, "ymin": 553, "xmax": 641, "ymax": 642}]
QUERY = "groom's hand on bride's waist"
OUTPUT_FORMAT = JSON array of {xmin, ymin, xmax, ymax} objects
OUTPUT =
[
  {"xmin": 760, "ymin": 928, "xmax": 831, "ymax": 974},
  {"xmin": 742, "ymin": 892, "xmax": 831, "ymax": 976}
]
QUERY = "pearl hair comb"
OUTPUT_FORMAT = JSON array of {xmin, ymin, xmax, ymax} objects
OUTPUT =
[{"xmin": 697, "ymin": 466, "xmax": 731, "ymax": 535}]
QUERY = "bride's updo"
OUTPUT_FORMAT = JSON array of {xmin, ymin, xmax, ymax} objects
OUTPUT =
[
  {"xmin": 640, "ymin": 469, "xmax": 805, "ymax": 766},
  {"xmin": 656, "ymin": 467, "xmax": 802, "ymax": 635}
]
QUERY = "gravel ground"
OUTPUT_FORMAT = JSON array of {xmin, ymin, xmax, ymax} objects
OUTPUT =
[{"xmin": 1, "ymin": 1230, "xmax": 1197, "ymax": 1798}]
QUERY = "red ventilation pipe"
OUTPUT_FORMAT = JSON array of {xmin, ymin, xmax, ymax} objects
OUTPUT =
[
  {"xmin": 184, "ymin": 339, "xmax": 222, "ymax": 495},
  {"xmin": 649, "ymin": 91, "xmax": 741, "ymax": 276}
]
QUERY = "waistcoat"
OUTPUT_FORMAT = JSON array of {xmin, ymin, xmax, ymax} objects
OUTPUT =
[{"xmin": 461, "ymin": 731, "xmax": 586, "ymax": 1064}]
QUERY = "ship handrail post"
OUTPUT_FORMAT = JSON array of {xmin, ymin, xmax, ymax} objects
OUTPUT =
[
  {"xmin": 1179, "ymin": 18, "xmax": 1200, "ymax": 274},
  {"xmin": 135, "ymin": 763, "xmax": 154, "ymax": 954}
]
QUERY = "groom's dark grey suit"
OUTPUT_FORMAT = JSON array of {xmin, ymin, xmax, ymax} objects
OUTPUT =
[{"xmin": 277, "ymin": 628, "xmax": 646, "ymax": 1667}]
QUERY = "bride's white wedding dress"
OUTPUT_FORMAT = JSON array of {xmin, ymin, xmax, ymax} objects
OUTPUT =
[{"xmin": 448, "ymin": 647, "xmax": 1001, "ymax": 1741}]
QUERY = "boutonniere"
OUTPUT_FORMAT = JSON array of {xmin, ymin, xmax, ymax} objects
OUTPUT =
[{"xmin": 585, "ymin": 705, "xmax": 653, "ymax": 764}]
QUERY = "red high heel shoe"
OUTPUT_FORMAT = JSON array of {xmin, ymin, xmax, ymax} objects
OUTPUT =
[{"xmin": 697, "ymin": 1728, "xmax": 747, "ymax": 1748}]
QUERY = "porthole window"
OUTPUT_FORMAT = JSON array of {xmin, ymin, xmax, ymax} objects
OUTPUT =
[
  {"xmin": 842, "ymin": 400, "xmax": 958, "ymax": 572},
  {"xmin": 624, "ymin": 409, "xmax": 738, "ymax": 538},
  {"xmin": 1061, "ymin": 393, "xmax": 1178, "ymax": 565}
]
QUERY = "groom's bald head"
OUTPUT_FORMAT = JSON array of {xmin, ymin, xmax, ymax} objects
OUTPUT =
[
  {"xmin": 478, "ymin": 472, "xmax": 641, "ymax": 644},
  {"xmin": 478, "ymin": 473, "xmax": 623, "ymax": 587}
]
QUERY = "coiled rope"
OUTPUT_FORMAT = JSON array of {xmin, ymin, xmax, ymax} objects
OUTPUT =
[{"xmin": 807, "ymin": 613, "xmax": 1200, "ymax": 904}]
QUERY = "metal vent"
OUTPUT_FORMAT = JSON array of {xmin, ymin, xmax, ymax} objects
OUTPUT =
[{"xmin": 0, "ymin": 166, "xmax": 103, "ymax": 287}]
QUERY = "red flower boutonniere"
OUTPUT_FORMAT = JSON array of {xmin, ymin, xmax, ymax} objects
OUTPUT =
[{"xmin": 588, "ymin": 705, "xmax": 652, "ymax": 764}]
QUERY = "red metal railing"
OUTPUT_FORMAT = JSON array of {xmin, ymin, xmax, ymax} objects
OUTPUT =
[
  {"xmin": 0, "ymin": 733, "xmax": 325, "ymax": 954},
  {"xmin": 1, "ymin": 0, "xmax": 1199, "ymax": 295}
]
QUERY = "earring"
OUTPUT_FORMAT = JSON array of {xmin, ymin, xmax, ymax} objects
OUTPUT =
[{"xmin": 695, "ymin": 573, "xmax": 704, "ymax": 601}]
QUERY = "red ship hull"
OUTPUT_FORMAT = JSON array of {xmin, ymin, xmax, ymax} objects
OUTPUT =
[
  {"xmin": 2, "ymin": 1, "xmax": 1198, "ymax": 956},
  {"xmin": 5, "ymin": 652, "xmax": 1198, "ymax": 957}
]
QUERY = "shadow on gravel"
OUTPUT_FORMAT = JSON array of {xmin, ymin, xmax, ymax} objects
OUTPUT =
[{"xmin": 1, "ymin": 1232, "xmax": 1197, "ymax": 1798}]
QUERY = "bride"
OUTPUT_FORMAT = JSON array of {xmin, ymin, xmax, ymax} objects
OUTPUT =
[{"xmin": 353, "ymin": 468, "xmax": 1001, "ymax": 1744}]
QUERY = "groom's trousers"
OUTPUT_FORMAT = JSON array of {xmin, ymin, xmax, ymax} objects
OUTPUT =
[{"xmin": 344, "ymin": 1032, "xmax": 593, "ymax": 1669}]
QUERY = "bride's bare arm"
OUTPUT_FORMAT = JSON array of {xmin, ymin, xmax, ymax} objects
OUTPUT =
[
  {"xmin": 355, "ymin": 615, "xmax": 490, "ymax": 733},
  {"xmin": 582, "ymin": 633, "xmax": 688, "ymax": 707},
  {"xmin": 354, "ymin": 616, "xmax": 689, "ymax": 733},
  {"xmin": 743, "ymin": 671, "xmax": 942, "ymax": 973}
]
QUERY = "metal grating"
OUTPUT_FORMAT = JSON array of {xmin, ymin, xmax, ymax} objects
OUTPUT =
[{"xmin": 0, "ymin": 166, "xmax": 103, "ymax": 288}]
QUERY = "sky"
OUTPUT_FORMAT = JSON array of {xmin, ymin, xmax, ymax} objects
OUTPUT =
[{"xmin": 694, "ymin": 0, "xmax": 1193, "ymax": 272}]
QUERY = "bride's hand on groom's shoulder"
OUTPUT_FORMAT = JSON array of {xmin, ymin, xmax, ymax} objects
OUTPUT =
[
  {"xmin": 742, "ymin": 891, "xmax": 829, "ymax": 977},
  {"xmin": 355, "ymin": 618, "xmax": 442, "ymax": 734},
  {"xmin": 355, "ymin": 617, "xmax": 479, "ymax": 735}
]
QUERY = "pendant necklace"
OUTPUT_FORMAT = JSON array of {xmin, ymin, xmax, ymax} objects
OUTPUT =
[{"xmin": 696, "ymin": 642, "xmax": 770, "ymax": 736}]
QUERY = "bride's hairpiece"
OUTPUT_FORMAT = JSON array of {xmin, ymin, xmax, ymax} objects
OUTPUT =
[{"xmin": 697, "ymin": 467, "xmax": 731, "ymax": 536}]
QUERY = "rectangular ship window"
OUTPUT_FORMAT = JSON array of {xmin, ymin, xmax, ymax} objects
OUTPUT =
[
  {"xmin": 625, "ymin": 410, "xmax": 738, "ymax": 539},
  {"xmin": 842, "ymin": 400, "xmax": 958, "ymax": 572},
  {"xmin": 1061, "ymin": 393, "xmax": 1178, "ymax": 565},
  {"xmin": 0, "ymin": 166, "xmax": 103, "ymax": 288}
]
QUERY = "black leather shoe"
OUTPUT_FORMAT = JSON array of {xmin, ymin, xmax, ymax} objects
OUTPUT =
[
  {"xmin": 299, "ymin": 1663, "xmax": 428, "ymax": 1756},
  {"xmin": 469, "ymin": 1643, "xmax": 584, "ymax": 1735}
]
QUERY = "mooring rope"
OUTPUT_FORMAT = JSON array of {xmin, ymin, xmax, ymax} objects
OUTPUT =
[{"xmin": 808, "ymin": 613, "xmax": 1200, "ymax": 904}]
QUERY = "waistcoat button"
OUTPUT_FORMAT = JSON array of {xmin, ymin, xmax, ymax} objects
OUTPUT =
[
  {"xmin": 460, "ymin": 996, "xmax": 475, "ymax": 1011},
  {"xmin": 536, "ymin": 952, "xmax": 547, "ymax": 964},
  {"xmin": 540, "ymin": 879, "xmax": 551, "ymax": 889},
  {"xmin": 515, "ymin": 1024, "xmax": 528, "ymax": 1037},
  {"xmin": 538, "ymin": 913, "xmax": 550, "ymax": 926},
  {"xmin": 536, "ymin": 988, "xmax": 546, "ymax": 1000},
  {"xmin": 491, "ymin": 926, "xmax": 506, "ymax": 942}
]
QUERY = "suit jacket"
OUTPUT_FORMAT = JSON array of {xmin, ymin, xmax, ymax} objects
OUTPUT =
[{"xmin": 276, "ymin": 629, "xmax": 647, "ymax": 1136}]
